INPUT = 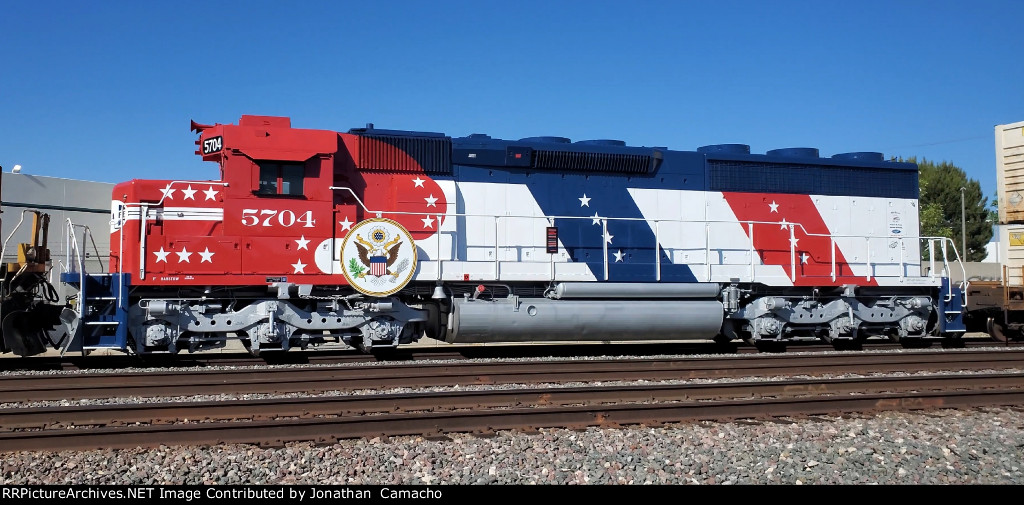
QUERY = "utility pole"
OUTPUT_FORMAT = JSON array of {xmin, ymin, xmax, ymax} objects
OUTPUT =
[{"xmin": 960, "ymin": 186, "xmax": 967, "ymax": 260}]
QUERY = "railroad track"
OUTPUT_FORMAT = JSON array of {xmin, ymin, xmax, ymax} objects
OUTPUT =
[
  {"xmin": 4, "ymin": 348, "xmax": 1024, "ymax": 453},
  {"xmin": 3, "ymin": 349, "xmax": 1024, "ymax": 403},
  {"xmin": 4, "ymin": 372, "xmax": 1023, "ymax": 429},
  {"xmin": 2, "ymin": 372, "xmax": 1023, "ymax": 452}
]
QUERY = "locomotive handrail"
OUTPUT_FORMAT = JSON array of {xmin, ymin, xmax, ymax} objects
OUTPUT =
[
  {"xmin": 64, "ymin": 219, "xmax": 86, "ymax": 317},
  {"xmin": 63, "ymin": 221, "xmax": 104, "ymax": 274},
  {"xmin": 324, "ymin": 187, "xmax": 959, "ymax": 287},
  {"xmin": 64, "ymin": 219, "xmax": 123, "ymax": 313},
  {"xmin": 928, "ymin": 236, "xmax": 968, "ymax": 301},
  {"xmin": 0, "ymin": 209, "xmax": 33, "ymax": 268},
  {"xmin": 329, "ymin": 186, "xmax": 943, "ymax": 239},
  {"xmin": 329, "ymin": 186, "xmax": 376, "ymax": 216}
]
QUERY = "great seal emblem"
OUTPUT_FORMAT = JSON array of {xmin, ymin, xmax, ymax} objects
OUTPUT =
[{"xmin": 340, "ymin": 218, "xmax": 417, "ymax": 297}]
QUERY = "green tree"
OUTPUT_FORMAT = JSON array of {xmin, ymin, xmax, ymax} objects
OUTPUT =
[
  {"xmin": 908, "ymin": 157, "xmax": 993, "ymax": 261},
  {"xmin": 919, "ymin": 201, "xmax": 954, "ymax": 242},
  {"xmin": 989, "ymin": 190, "xmax": 999, "ymax": 223}
]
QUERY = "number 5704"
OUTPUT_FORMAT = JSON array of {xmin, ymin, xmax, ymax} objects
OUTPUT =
[{"xmin": 241, "ymin": 209, "xmax": 315, "ymax": 228}]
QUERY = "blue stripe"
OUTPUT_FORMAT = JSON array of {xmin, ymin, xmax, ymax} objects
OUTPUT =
[{"xmin": 450, "ymin": 165, "xmax": 699, "ymax": 283}]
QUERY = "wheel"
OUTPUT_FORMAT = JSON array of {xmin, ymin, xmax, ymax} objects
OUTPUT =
[
  {"xmin": 240, "ymin": 338, "xmax": 260, "ymax": 356},
  {"xmin": 832, "ymin": 339, "xmax": 863, "ymax": 351},
  {"xmin": 899, "ymin": 338, "xmax": 931, "ymax": 349},
  {"xmin": 941, "ymin": 337, "xmax": 965, "ymax": 349},
  {"xmin": 711, "ymin": 333, "xmax": 738, "ymax": 353},
  {"xmin": 754, "ymin": 340, "xmax": 787, "ymax": 353},
  {"xmin": 712, "ymin": 333, "xmax": 733, "ymax": 345}
]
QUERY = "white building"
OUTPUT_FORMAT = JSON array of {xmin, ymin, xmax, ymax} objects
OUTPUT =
[
  {"xmin": 1, "ymin": 171, "xmax": 113, "ymax": 274},
  {"xmin": 985, "ymin": 225, "xmax": 1001, "ymax": 263}
]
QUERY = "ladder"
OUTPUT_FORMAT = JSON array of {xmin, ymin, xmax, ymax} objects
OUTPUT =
[
  {"xmin": 60, "ymin": 272, "xmax": 130, "ymax": 352},
  {"xmin": 61, "ymin": 220, "xmax": 131, "ymax": 353}
]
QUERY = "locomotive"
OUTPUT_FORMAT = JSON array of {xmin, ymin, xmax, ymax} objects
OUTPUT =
[{"xmin": 1, "ymin": 115, "xmax": 968, "ymax": 356}]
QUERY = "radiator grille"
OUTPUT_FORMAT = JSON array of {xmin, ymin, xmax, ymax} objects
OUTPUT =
[
  {"xmin": 532, "ymin": 150, "xmax": 654, "ymax": 174},
  {"xmin": 708, "ymin": 160, "xmax": 918, "ymax": 198},
  {"xmin": 358, "ymin": 134, "xmax": 451, "ymax": 174}
]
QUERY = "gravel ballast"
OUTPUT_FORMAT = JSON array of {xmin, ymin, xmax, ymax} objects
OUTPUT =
[
  {"xmin": 4, "ymin": 346, "xmax": 1024, "ymax": 484},
  {"xmin": 3, "ymin": 407, "xmax": 1023, "ymax": 485}
]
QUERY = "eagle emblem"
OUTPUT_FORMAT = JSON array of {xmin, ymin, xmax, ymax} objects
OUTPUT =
[
  {"xmin": 351, "ymin": 226, "xmax": 404, "ymax": 278},
  {"xmin": 340, "ymin": 218, "xmax": 417, "ymax": 297}
]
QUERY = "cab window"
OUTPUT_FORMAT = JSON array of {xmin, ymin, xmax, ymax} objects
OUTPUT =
[{"xmin": 257, "ymin": 161, "xmax": 305, "ymax": 196}]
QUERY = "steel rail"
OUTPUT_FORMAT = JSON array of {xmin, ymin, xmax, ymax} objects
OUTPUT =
[
  {"xmin": 1, "ymin": 387, "xmax": 1022, "ymax": 453},
  {"xmin": 2, "ymin": 349, "xmax": 1024, "ymax": 403},
  {"xmin": 2, "ymin": 372, "xmax": 1022, "ymax": 430}
]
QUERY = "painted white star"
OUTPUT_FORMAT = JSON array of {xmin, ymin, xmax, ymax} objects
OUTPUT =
[
  {"xmin": 421, "ymin": 215, "xmax": 435, "ymax": 229},
  {"xmin": 800, "ymin": 252, "xmax": 810, "ymax": 264},
  {"xmin": 181, "ymin": 185, "xmax": 197, "ymax": 200},
  {"xmin": 779, "ymin": 218, "xmax": 791, "ymax": 230},
  {"xmin": 153, "ymin": 247, "xmax": 170, "ymax": 263},
  {"xmin": 591, "ymin": 212, "xmax": 602, "ymax": 225},
  {"xmin": 175, "ymin": 247, "xmax": 192, "ymax": 263},
  {"xmin": 339, "ymin": 217, "xmax": 353, "ymax": 231},
  {"xmin": 203, "ymin": 186, "xmax": 219, "ymax": 201},
  {"xmin": 605, "ymin": 233, "xmax": 614, "ymax": 245},
  {"xmin": 412, "ymin": 177, "xmax": 425, "ymax": 188},
  {"xmin": 295, "ymin": 235, "xmax": 310, "ymax": 250},
  {"xmin": 579, "ymin": 194, "xmax": 591, "ymax": 207},
  {"xmin": 424, "ymin": 194, "xmax": 438, "ymax": 207},
  {"xmin": 291, "ymin": 259, "xmax": 307, "ymax": 274},
  {"xmin": 160, "ymin": 184, "xmax": 175, "ymax": 200},
  {"xmin": 789, "ymin": 237, "xmax": 800, "ymax": 247},
  {"xmin": 199, "ymin": 247, "xmax": 215, "ymax": 263},
  {"xmin": 613, "ymin": 250, "xmax": 624, "ymax": 262},
  {"xmin": 769, "ymin": 201, "xmax": 779, "ymax": 213}
]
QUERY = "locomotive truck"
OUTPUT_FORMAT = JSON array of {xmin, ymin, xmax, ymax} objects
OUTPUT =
[{"xmin": 1, "ymin": 115, "xmax": 967, "ymax": 356}]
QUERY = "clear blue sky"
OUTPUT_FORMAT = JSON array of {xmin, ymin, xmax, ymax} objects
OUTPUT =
[{"xmin": 2, "ymin": 1, "xmax": 1021, "ymax": 205}]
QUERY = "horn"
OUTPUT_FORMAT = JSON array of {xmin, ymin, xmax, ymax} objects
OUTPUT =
[{"xmin": 190, "ymin": 119, "xmax": 213, "ymax": 133}]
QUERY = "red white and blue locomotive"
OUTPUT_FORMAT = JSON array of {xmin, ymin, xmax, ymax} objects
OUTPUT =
[{"xmin": 2, "ymin": 115, "xmax": 968, "ymax": 356}]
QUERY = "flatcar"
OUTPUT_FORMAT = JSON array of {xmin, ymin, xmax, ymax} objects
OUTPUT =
[
  {"xmin": 2, "ymin": 115, "xmax": 967, "ymax": 356},
  {"xmin": 962, "ymin": 120, "xmax": 1024, "ymax": 341}
]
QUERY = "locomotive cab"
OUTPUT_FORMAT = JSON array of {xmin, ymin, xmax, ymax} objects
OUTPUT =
[{"xmin": 92, "ymin": 116, "xmax": 433, "ymax": 354}]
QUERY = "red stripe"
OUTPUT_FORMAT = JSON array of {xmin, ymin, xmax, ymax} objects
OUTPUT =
[
  {"xmin": 371, "ymin": 262, "xmax": 385, "ymax": 277},
  {"xmin": 722, "ymin": 192, "xmax": 877, "ymax": 287},
  {"xmin": 348, "ymin": 135, "xmax": 447, "ymax": 241}
]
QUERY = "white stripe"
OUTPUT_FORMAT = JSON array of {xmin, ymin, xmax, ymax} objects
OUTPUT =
[
  {"xmin": 627, "ymin": 188, "xmax": 793, "ymax": 285},
  {"xmin": 813, "ymin": 195, "xmax": 922, "ymax": 285},
  {"xmin": 123, "ymin": 207, "xmax": 224, "ymax": 221}
]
